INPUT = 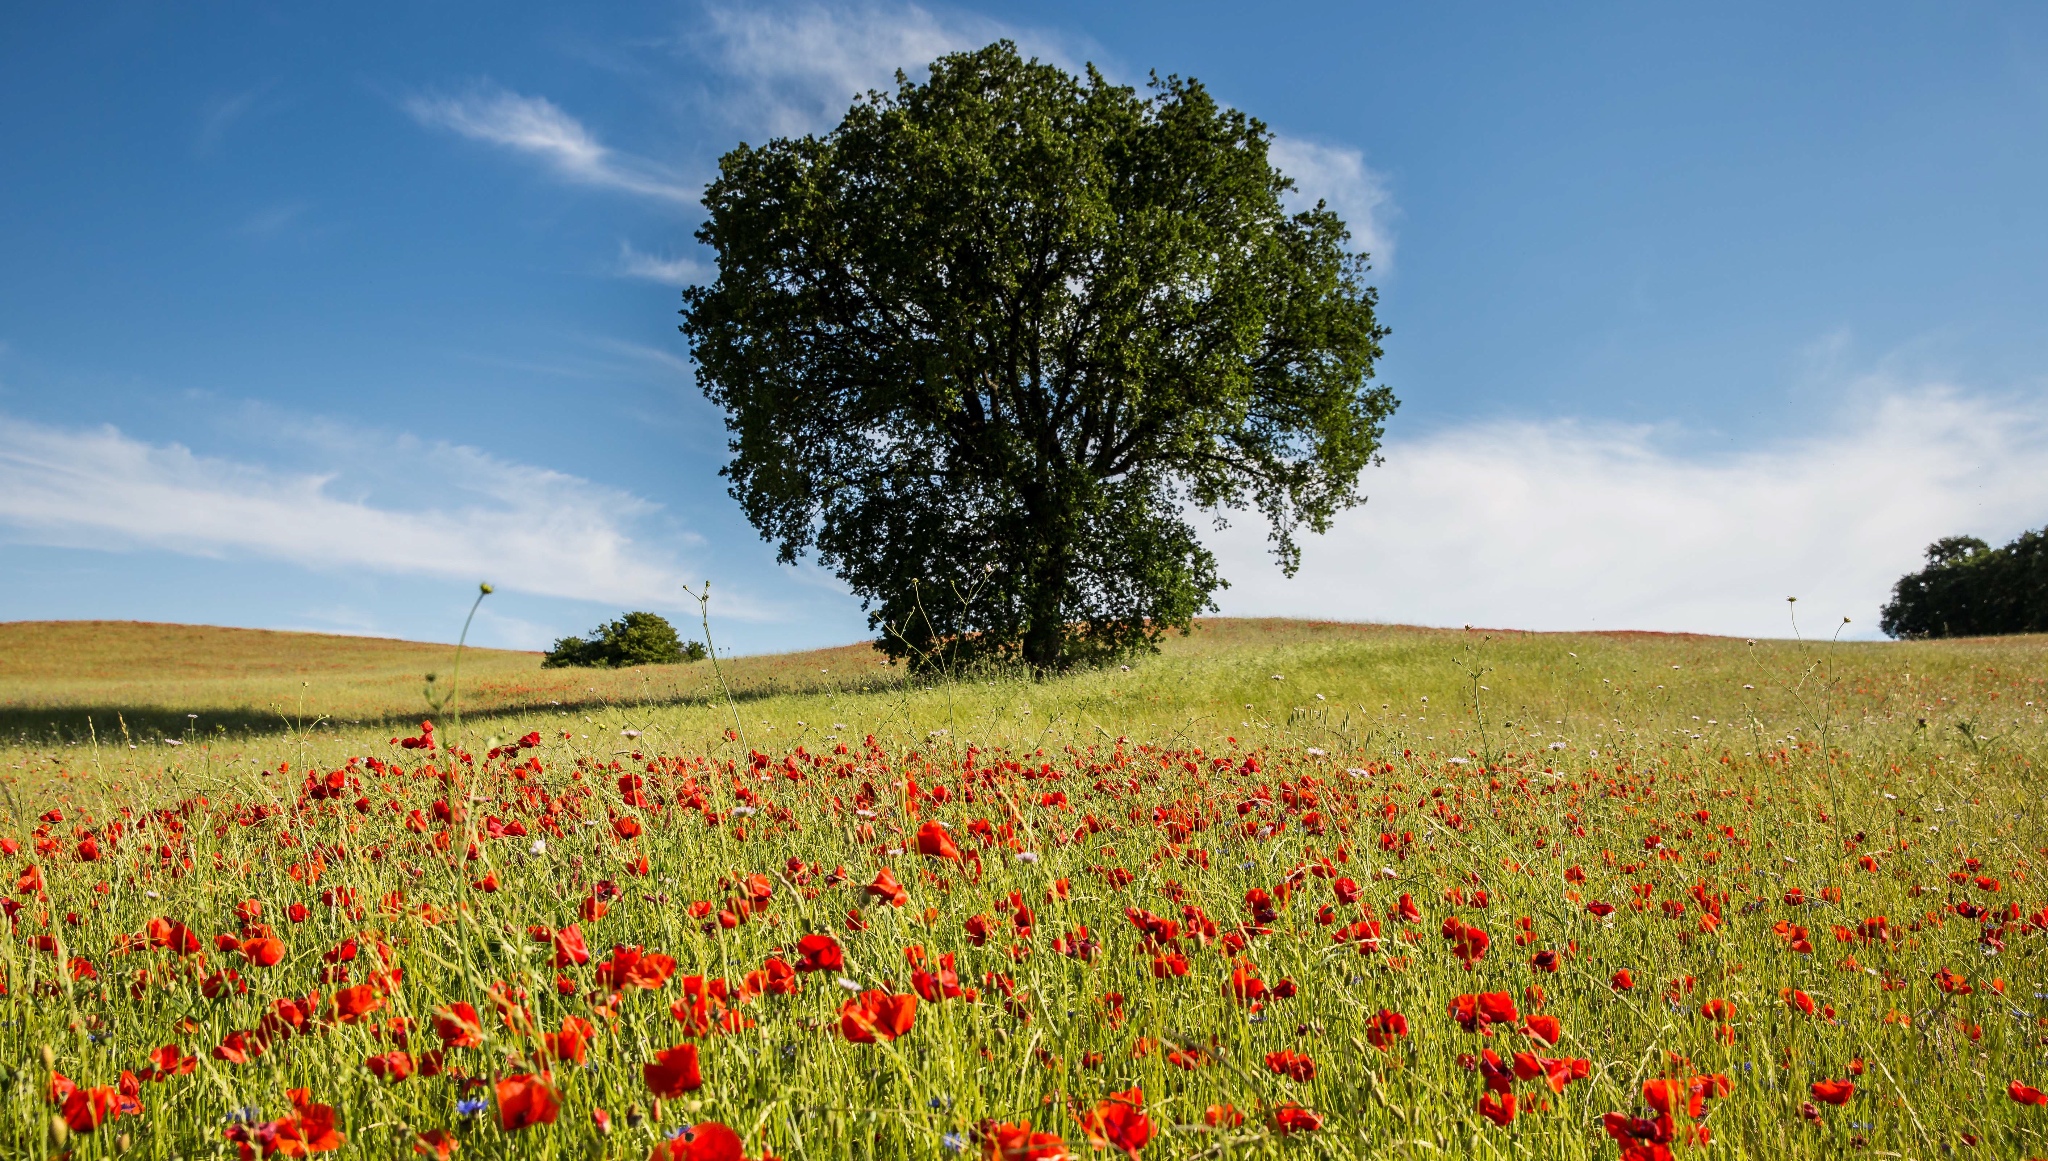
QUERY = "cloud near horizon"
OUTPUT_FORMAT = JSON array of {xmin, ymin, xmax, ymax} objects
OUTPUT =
[
  {"xmin": 5, "ymin": 385, "xmax": 2040, "ymax": 644},
  {"xmin": 0, "ymin": 414, "xmax": 736, "ymax": 616},
  {"xmin": 1206, "ymin": 385, "xmax": 2048, "ymax": 639}
]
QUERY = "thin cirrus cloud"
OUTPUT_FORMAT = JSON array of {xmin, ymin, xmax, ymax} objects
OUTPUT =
[
  {"xmin": 0, "ymin": 413, "xmax": 732, "ymax": 616},
  {"xmin": 617, "ymin": 241, "xmax": 710, "ymax": 287},
  {"xmin": 404, "ymin": 84, "xmax": 697, "ymax": 206},
  {"xmin": 690, "ymin": 0, "xmax": 1083, "ymax": 137},
  {"xmin": 405, "ymin": 3, "xmax": 1397, "ymax": 278},
  {"xmin": 1206, "ymin": 385, "xmax": 2048, "ymax": 639},
  {"xmin": 688, "ymin": 2, "xmax": 1395, "ymax": 266}
]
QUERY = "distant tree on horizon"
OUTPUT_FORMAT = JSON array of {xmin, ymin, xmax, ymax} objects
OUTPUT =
[
  {"xmin": 544, "ymin": 612, "xmax": 705, "ymax": 668},
  {"xmin": 680, "ymin": 41, "xmax": 1396, "ymax": 672},
  {"xmin": 1880, "ymin": 528, "xmax": 2048, "ymax": 639}
]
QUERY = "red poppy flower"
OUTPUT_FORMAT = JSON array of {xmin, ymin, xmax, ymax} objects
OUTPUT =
[
  {"xmin": 1586, "ymin": 901, "xmax": 1615, "ymax": 917},
  {"xmin": 365, "ymin": 1051, "xmax": 415, "ymax": 1082},
  {"xmin": 147, "ymin": 917, "xmax": 201, "ymax": 954},
  {"xmin": 495, "ymin": 1073, "xmax": 560, "ymax": 1132},
  {"xmin": 1077, "ymin": 1088, "xmax": 1151, "ymax": 1157},
  {"xmin": 981, "ymin": 1121, "xmax": 1070, "ymax": 1160},
  {"xmin": 1611, "ymin": 969, "xmax": 1635, "ymax": 991},
  {"xmin": 264, "ymin": 1088, "xmax": 345, "ymax": 1156},
  {"xmin": 915, "ymin": 821, "xmax": 961, "ymax": 860},
  {"xmin": 332, "ymin": 985, "xmax": 384, "ymax": 1023},
  {"xmin": 1364, "ymin": 1008, "xmax": 1409, "ymax": 1050},
  {"xmin": 147, "ymin": 1044, "xmax": 197, "ymax": 1079},
  {"xmin": 1809, "ymin": 1079, "xmax": 1854, "ymax": 1106},
  {"xmin": 240, "ymin": 937, "xmax": 286, "ymax": 968},
  {"xmin": 748, "ymin": 956, "xmax": 801, "ymax": 997},
  {"xmin": 544, "ymin": 1017, "xmax": 594, "ymax": 1064},
  {"xmin": 60, "ymin": 1086, "xmax": 123, "ymax": 1133},
  {"xmin": 212, "ymin": 1030, "xmax": 257, "ymax": 1065},
  {"xmin": 596, "ymin": 945, "xmax": 676, "ymax": 992},
  {"xmin": 1264, "ymin": 1049, "xmax": 1317, "ymax": 1081},
  {"xmin": 434, "ymin": 1002, "xmax": 483, "ymax": 1048},
  {"xmin": 796, "ymin": 932, "xmax": 845, "ymax": 973},
  {"xmin": 1204, "ymin": 1104, "xmax": 1245, "ymax": 1129},
  {"xmin": 1271, "ymin": 1104, "xmax": 1323, "ymax": 1134},
  {"xmin": 911, "ymin": 951, "xmax": 965, "ymax": 1002},
  {"xmin": 1441, "ymin": 917, "xmax": 1491, "ymax": 967},
  {"xmin": 643, "ymin": 1044, "xmax": 704, "ymax": 1096},
  {"xmin": 1450, "ymin": 991, "xmax": 1519, "ymax": 1033},
  {"xmin": 866, "ymin": 867, "xmax": 909, "ymax": 907},
  {"xmin": 1522, "ymin": 1013, "xmax": 1562, "ymax": 1046},
  {"xmin": 1225, "ymin": 961, "xmax": 1268, "ymax": 1007},
  {"xmin": 1477, "ymin": 1092, "xmax": 1517, "ymax": 1127},
  {"xmin": 2009, "ymin": 1080, "xmax": 2048, "ymax": 1107},
  {"xmin": 553, "ymin": 925, "xmax": 591, "ymax": 968},
  {"xmin": 840, "ymin": 990, "xmax": 918, "ymax": 1044},
  {"xmin": 649, "ymin": 1121, "xmax": 746, "ymax": 1161},
  {"xmin": 413, "ymin": 1128, "xmax": 461, "ymax": 1158}
]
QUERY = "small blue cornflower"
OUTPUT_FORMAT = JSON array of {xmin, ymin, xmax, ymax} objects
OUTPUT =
[
  {"xmin": 456, "ymin": 1097, "xmax": 488, "ymax": 1117},
  {"xmin": 942, "ymin": 1132, "xmax": 965, "ymax": 1153}
]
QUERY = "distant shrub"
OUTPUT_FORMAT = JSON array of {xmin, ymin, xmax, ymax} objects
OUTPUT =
[
  {"xmin": 1880, "ymin": 528, "xmax": 2048, "ymax": 639},
  {"xmin": 543, "ymin": 612, "xmax": 707, "ymax": 668}
]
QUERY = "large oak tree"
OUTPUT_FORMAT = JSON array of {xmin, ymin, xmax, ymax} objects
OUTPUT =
[{"xmin": 681, "ymin": 42, "xmax": 1396, "ymax": 670}]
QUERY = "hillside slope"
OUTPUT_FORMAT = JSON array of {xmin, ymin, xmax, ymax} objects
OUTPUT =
[
  {"xmin": 0, "ymin": 619, "xmax": 885, "ymax": 739},
  {"xmin": 2, "ymin": 617, "xmax": 2042, "ymax": 750}
]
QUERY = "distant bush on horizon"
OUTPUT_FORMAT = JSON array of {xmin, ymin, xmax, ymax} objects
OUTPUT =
[
  {"xmin": 542, "ymin": 611, "xmax": 706, "ymax": 668},
  {"xmin": 1881, "ymin": 526, "xmax": 2048, "ymax": 638}
]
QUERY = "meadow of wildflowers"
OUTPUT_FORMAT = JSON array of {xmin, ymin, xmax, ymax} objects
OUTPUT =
[{"xmin": 2, "ymin": 619, "xmax": 2045, "ymax": 1160}]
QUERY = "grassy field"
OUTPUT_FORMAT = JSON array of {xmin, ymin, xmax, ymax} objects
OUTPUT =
[
  {"xmin": 0, "ymin": 620, "xmax": 898, "ymax": 742},
  {"xmin": 2, "ymin": 617, "xmax": 2045, "ymax": 1160}
]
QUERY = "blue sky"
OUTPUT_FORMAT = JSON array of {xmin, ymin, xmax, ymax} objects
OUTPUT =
[{"xmin": 3, "ymin": 2, "xmax": 2046, "ymax": 650}]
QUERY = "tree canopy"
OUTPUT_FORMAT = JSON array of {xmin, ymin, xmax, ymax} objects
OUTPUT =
[
  {"xmin": 1880, "ymin": 527, "xmax": 2048, "ymax": 639},
  {"xmin": 544, "ymin": 612, "xmax": 705, "ymax": 668},
  {"xmin": 681, "ymin": 42, "xmax": 1395, "ymax": 670}
]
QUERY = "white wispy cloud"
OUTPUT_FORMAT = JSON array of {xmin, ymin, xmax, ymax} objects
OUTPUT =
[
  {"xmin": 405, "ymin": 84, "xmax": 697, "ymax": 205},
  {"xmin": 1206, "ymin": 386, "xmax": 2048, "ymax": 639},
  {"xmin": 688, "ymin": 5, "xmax": 1396, "ymax": 265},
  {"xmin": 0, "ymin": 414, "xmax": 733, "ymax": 614},
  {"xmin": 235, "ymin": 201, "xmax": 310, "ymax": 238},
  {"xmin": 1267, "ymin": 136, "xmax": 1397, "ymax": 271},
  {"xmin": 692, "ymin": 0, "xmax": 1084, "ymax": 137},
  {"xmin": 196, "ymin": 85, "xmax": 270, "ymax": 156},
  {"xmin": 617, "ymin": 241, "xmax": 711, "ymax": 286}
]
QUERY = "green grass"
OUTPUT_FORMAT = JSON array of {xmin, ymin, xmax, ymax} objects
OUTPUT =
[{"xmin": 1, "ymin": 618, "xmax": 2045, "ymax": 1160}]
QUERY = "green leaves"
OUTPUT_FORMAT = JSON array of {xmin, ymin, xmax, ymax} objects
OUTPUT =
[
  {"xmin": 1881, "ymin": 527, "xmax": 2048, "ymax": 638},
  {"xmin": 683, "ymin": 41, "xmax": 1396, "ymax": 670},
  {"xmin": 544, "ymin": 612, "xmax": 704, "ymax": 669}
]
